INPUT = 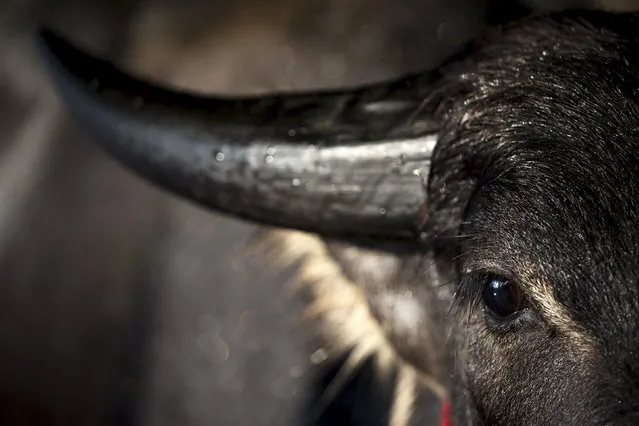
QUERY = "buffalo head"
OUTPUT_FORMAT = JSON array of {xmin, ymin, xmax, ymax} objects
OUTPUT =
[{"xmin": 34, "ymin": 9, "xmax": 639, "ymax": 425}]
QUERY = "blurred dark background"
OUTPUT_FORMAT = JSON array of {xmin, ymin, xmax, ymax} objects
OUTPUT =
[{"xmin": 0, "ymin": 0, "xmax": 636, "ymax": 425}]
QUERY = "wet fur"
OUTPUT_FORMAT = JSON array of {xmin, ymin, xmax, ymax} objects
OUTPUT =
[{"xmin": 424, "ymin": 10, "xmax": 639, "ymax": 425}]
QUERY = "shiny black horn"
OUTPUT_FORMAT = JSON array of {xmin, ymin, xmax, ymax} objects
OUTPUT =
[{"xmin": 34, "ymin": 27, "xmax": 441, "ymax": 240}]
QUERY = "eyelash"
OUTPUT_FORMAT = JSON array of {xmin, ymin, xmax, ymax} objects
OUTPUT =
[
  {"xmin": 450, "ymin": 271, "xmax": 537, "ymax": 334},
  {"xmin": 450, "ymin": 271, "xmax": 490, "ymax": 322}
]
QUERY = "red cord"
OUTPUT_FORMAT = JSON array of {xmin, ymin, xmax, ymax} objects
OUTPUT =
[{"xmin": 440, "ymin": 401, "xmax": 451, "ymax": 426}]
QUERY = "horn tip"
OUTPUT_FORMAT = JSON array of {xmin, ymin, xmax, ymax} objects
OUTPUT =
[
  {"xmin": 32, "ymin": 23, "xmax": 105, "ymax": 103},
  {"xmin": 32, "ymin": 25, "xmax": 63, "ymax": 62},
  {"xmin": 32, "ymin": 25, "xmax": 71, "ymax": 83}
]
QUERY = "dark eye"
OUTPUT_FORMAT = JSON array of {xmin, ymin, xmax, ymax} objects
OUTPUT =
[{"xmin": 482, "ymin": 275, "xmax": 527, "ymax": 319}]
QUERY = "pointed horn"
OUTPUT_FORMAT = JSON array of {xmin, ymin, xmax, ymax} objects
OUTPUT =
[{"xmin": 34, "ymin": 27, "xmax": 440, "ymax": 240}]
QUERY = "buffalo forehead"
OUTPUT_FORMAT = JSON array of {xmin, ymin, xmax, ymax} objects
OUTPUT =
[{"xmin": 463, "ymin": 138, "xmax": 639, "ymax": 338}]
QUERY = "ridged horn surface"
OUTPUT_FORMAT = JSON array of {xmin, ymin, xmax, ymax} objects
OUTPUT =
[{"xmin": 35, "ymin": 27, "xmax": 440, "ymax": 239}]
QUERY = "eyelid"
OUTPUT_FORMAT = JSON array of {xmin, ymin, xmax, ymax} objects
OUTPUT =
[
  {"xmin": 452, "ymin": 270, "xmax": 527, "ymax": 322},
  {"xmin": 450, "ymin": 271, "xmax": 490, "ymax": 321}
]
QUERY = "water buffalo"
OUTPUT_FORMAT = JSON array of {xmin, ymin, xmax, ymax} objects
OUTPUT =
[{"xmin": 34, "ymin": 8, "xmax": 639, "ymax": 425}]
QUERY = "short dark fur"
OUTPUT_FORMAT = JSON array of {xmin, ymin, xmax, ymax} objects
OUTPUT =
[{"xmin": 425, "ymin": 11, "xmax": 639, "ymax": 425}]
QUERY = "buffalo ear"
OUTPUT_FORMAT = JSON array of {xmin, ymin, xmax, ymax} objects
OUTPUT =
[{"xmin": 34, "ymin": 27, "xmax": 444, "ymax": 240}]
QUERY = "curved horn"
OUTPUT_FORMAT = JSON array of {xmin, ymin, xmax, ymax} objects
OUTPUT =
[{"xmin": 34, "ymin": 27, "xmax": 440, "ymax": 240}]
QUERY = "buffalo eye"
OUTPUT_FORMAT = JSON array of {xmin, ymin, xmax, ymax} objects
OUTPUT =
[{"xmin": 482, "ymin": 275, "xmax": 527, "ymax": 320}]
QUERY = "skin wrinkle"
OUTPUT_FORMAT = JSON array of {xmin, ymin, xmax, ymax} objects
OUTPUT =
[
  {"xmin": 464, "ymin": 257, "xmax": 594, "ymax": 351},
  {"xmin": 527, "ymin": 277, "xmax": 593, "ymax": 352}
]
